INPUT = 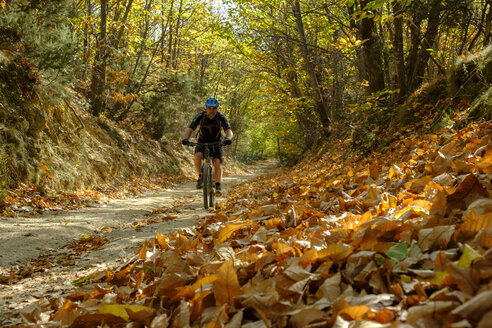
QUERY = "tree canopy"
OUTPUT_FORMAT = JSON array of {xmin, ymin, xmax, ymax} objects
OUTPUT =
[{"xmin": 1, "ymin": 0, "xmax": 490, "ymax": 159}]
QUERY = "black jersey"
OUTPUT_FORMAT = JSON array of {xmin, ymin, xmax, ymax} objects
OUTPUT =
[{"xmin": 189, "ymin": 111, "xmax": 231, "ymax": 142}]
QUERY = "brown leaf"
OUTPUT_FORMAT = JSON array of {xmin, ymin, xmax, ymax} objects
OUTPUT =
[
  {"xmin": 477, "ymin": 310, "xmax": 492, "ymax": 328},
  {"xmin": 174, "ymin": 300, "xmax": 191, "ymax": 327},
  {"xmin": 315, "ymin": 272, "xmax": 341, "ymax": 305},
  {"xmin": 452, "ymin": 290, "xmax": 492, "ymax": 322},
  {"xmin": 225, "ymin": 310, "xmax": 243, "ymax": 328},
  {"xmin": 214, "ymin": 260, "xmax": 242, "ymax": 306},
  {"xmin": 289, "ymin": 308, "xmax": 327, "ymax": 328},
  {"xmin": 447, "ymin": 174, "xmax": 477, "ymax": 201},
  {"xmin": 476, "ymin": 148, "xmax": 492, "ymax": 174},
  {"xmin": 404, "ymin": 176, "xmax": 432, "ymax": 193},
  {"xmin": 417, "ymin": 225, "xmax": 455, "ymax": 252},
  {"xmin": 406, "ymin": 301, "xmax": 458, "ymax": 323},
  {"xmin": 150, "ymin": 313, "xmax": 169, "ymax": 328},
  {"xmin": 369, "ymin": 163, "xmax": 380, "ymax": 180},
  {"xmin": 444, "ymin": 262, "xmax": 478, "ymax": 296},
  {"xmin": 70, "ymin": 313, "xmax": 127, "ymax": 328}
]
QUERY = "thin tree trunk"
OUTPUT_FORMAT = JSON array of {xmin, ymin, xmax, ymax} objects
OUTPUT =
[
  {"xmin": 171, "ymin": 0, "xmax": 184, "ymax": 69},
  {"xmin": 111, "ymin": 0, "xmax": 134, "ymax": 50},
  {"xmin": 291, "ymin": 0, "xmax": 331, "ymax": 136},
  {"xmin": 408, "ymin": 0, "xmax": 442, "ymax": 92},
  {"xmin": 108, "ymin": 0, "xmax": 153, "ymax": 119},
  {"xmin": 116, "ymin": 34, "xmax": 165, "ymax": 121},
  {"xmin": 484, "ymin": 0, "xmax": 492, "ymax": 46},
  {"xmin": 167, "ymin": 1, "xmax": 175, "ymax": 68},
  {"xmin": 467, "ymin": 0, "xmax": 490, "ymax": 50},
  {"xmin": 161, "ymin": 0, "xmax": 175, "ymax": 64},
  {"xmin": 82, "ymin": 0, "xmax": 92, "ymax": 82},
  {"xmin": 89, "ymin": 0, "xmax": 108, "ymax": 116},
  {"xmin": 392, "ymin": 0, "xmax": 406, "ymax": 97}
]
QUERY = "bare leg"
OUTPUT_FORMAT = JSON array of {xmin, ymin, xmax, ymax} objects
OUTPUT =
[
  {"xmin": 213, "ymin": 158, "xmax": 222, "ymax": 184},
  {"xmin": 194, "ymin": 152, "xmax": 203, "ymax": 176}
]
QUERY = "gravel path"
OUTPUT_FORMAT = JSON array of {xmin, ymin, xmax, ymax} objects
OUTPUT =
[{"xmin": 0, "ymin": 161, "xmax": 278, "ymax": 324}]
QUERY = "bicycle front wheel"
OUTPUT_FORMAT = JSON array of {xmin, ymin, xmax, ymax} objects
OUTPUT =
[{"xmin": 202, "ymin": 163, "xmax": 209, "ymax": 209}]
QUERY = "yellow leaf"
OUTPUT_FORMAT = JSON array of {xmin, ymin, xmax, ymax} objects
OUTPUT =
[
  {"xmin": 155, "ymin": 232, "xmax": 168, "ymax": 249},
  {"xmin": 418, "ymin": 271, "xmax": 448, "ymax": 285},
  {"xmin": 264, "ymin": 217, "xmax": 282, "ymax": 228},
  {"xmin": 388, "ymin": 166, "xmax": 396, "ymax": 179},
  {"xmin": 338, "ymin": 305, "xmax": 371, "ymax": 320},
  {"xmin": 218, "ymin": 222, "xmax": 252, "ymax": 243},
  {"xmin": 214, "ymin": 260, "xmax": 241, "ymax": 306},
  {"xmin": 192, "ymin": 274, "xmax": 218, "ymax": 290},
  {"xmin": 299, "ymin": 249, "xmax": 318, "ymax": 268},
  {"xmin": 99, "ymin": 304, "xmax": 155, "ymax": 321},
  {"xmin": 40, "ymin": 164, "xmax": 49, "ymax": 170},
  {"xmin": 477, "ymin": 148, "xmax": 492, "ymax": 174},
  {"xmin": 457, "ymin": 244, "xmax": 484, "ymax": 268},
  {"xmin": 318, "ymin": 243, "xmax": 353, "ymax": 262},
  {"xmin": 460, "ymin": 211, "xmax": 492, "ymax": 232},
  {"xmin": 272, "ymin": 241, "xmax": 295, "ymax": 256}
]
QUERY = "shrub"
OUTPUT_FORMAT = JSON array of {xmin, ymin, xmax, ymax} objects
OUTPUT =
[{"xmin": 0, "ymin": 149, "xmax": 9, "ymax": 205}]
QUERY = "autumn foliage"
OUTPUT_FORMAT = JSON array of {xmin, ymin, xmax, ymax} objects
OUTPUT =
[{"xmin": 20, "ymin": 121, "xmax": 492, "ymax": 327}]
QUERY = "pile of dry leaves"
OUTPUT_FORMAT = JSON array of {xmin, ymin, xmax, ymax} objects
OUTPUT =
[{"xmin": 19, "ymin": 121, "xmax": 492, "ymax": 327}]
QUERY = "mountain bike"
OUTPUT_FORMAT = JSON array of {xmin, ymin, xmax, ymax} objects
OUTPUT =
[{"xmin": 187, "ymin": 141, "xmax": 225, "ymax": 209}]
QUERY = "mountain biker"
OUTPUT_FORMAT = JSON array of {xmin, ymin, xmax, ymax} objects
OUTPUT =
[{"xmin": 181, "ymin": 97, "xmax": 233, "ymax": 196}]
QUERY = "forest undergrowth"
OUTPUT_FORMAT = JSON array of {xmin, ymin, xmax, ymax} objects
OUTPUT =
[{"xmin": 16, "ymin": 113, "xmax": 492, "ymax": 327}]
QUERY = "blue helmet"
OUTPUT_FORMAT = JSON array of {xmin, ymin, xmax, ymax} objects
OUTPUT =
[{"xmin": 205, "ymin": 97, "xmax": 219, "ymax": 107}]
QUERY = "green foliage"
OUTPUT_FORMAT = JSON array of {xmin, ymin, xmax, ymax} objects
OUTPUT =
[
  {"xmin": 351, "ymin": 125, "xmax": 376, "ymax": 154},
  {"xmin": 468, "ymin": 86, "xmax": 492, "ymax": 121},
  {"xmin": 448, "ymin": 46, "xmax": 492, "ymax": 103},
  {"xmin": 0, "ymin": 0, "xmax": 77, "ymax": 98},
  {"xmin": 139, "ymin": 71, "xmax": 202, "ymax": 140},
  {"xmin": 0, "ymin": 148, "xmax": 9, "ymax": 204},
  {"xmin": 236, "ymin": 101, "xmax": 305, "ymax": 165},
  {"xmin": 396, "ymin": 77, "xmax": 448, "ymax": 128}
]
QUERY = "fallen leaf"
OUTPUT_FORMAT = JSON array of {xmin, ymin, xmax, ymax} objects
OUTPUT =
[{"xmin": 214, "ymin": 260, "xmax": 242, "ymax": 306}]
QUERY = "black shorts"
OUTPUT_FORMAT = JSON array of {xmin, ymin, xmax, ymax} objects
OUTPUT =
[{"xmin": 195, "ymin": 144, "xmax": 223, "ymax": 163}]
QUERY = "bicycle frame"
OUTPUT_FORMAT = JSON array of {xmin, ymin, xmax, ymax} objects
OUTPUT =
[{"xmin": 187, "ymin": 141, "xmax": 223, "ymax": 209}]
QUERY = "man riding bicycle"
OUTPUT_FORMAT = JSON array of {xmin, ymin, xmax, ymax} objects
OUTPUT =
[{"xmin": 181, "ymin": 97, "xmax": 233, "ymax": 196}]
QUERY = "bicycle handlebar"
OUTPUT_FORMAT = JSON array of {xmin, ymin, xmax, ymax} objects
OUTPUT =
[{"xmin": 186, "ymin": 141, "xmax": 226, "ymax": 147}]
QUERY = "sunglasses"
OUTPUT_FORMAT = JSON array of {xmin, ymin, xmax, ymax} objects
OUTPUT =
[{"xmin": 206, "ymin": 106, "xmax": 218, "ymax": 110}]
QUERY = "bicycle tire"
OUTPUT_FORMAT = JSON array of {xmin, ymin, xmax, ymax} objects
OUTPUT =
[
  {"xmin": 202, "ymin": 163, "xmax": 209, "ymax": 209},
  {"xmin": 209, "ymin": 165, "xmax": 215, "ymax": 208}
]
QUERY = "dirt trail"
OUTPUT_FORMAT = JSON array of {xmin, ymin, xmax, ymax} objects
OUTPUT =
[{"xmin": 0, "ymin": 160, "xmax": 279, "ymax": 323}]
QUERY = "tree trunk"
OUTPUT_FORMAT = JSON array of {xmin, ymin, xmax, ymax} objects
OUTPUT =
[
  {"xmin": 110, "ymin": 0, "xmax": 134, "ymax": 50},
  {"xmin": 358, "ymin": 0, "xmax": 385, "ymax": 92},
  {"xmin": 171, "ymin": 0, "xmax": 184, "ymax": 69},
  {"xmin": 291, "ymin": 0, "xmax": 331, "ymax": 136},
  {"xmin": 82, "ymin": 0, "xmax": 92, "ymax": 82},
  {"xmin": 167, "ymin": 1, "xmax": 175, "ymax": 68},
  {"xmin": 116, "ymin": 32, "xmax": 164, "ymax": 121},
  {"xmin": 89, "ymin": 0, "xmax": 108, "ymax": 116},
  {"xmin": 161, "ymin": 0, "xmax": 174, "ymax": 64},
  {"xmin": 484, "ymin": 0, "xmax": 492, "ymax": 46},
  {"xmin": 407, "ymin": 0, "xmax": 442, "ymax": 93},
  {"xmin": 392, "ymin": 0, "xmax": 406, "ymax": 97}
]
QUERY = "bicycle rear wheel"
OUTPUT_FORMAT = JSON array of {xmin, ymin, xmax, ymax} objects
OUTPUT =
[
  {"xmin": 208, "ymin": 165, "xmax": 215, "ymax": 208},
  {"xmin": 202, "ymin": 163, "xmax": 209, "ymax": 209}
]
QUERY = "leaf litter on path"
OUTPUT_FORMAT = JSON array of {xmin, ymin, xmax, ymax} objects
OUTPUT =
[{"xmin": 8, "ymin": 122, "xmax": 492, "ymax": 327}]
